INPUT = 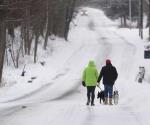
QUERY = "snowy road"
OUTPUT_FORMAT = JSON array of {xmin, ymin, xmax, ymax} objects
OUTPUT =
[{"xmin": 0, "ymin": 8, "xmax": 148, "ymax": 125}]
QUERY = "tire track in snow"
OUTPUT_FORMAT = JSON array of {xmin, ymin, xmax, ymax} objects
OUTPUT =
[
  {"xmin": 82, "ymin": 106, "xmax": 144, "ymax": 125},
  {"xmin": 0, "ymin": 82, "xmax": 53, "ymax": 103},
  {"xmin": 49, "ymin": 80, "xmax": 81, "ymax": 101},
  {"xmin": 121, "ymin": 106, "xmax": 145, "ymax": 125},
  {"xmin": 0, "ymin": 106, "xmax": 23, "ymax": 118}
]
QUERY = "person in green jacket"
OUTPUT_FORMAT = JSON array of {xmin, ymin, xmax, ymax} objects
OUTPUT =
[{"xmin": 82, "ymin": 60, "xmax": 98, "ymax": 106}]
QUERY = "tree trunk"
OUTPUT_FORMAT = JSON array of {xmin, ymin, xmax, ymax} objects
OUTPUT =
[
  {"xmin": 120, "ymin": 17, "xmax": 123, "ymax": 27},
  {"xmin": 44, "ymin": 30, "xmax": 49, "ymax": 50},
  {"xmin": 64, "ymin": 0, "xmax": 76, "ymax": 41},
  {"xmin": 64, "ymin": 7, "xmax": 69, "ymax": 41},
  {"xmin": 34, "ymin": 32, "xmax": 39, "ymax": 63},
  {"xmin": 149, "ymin": 0, "xmax": 150, "ymax": 41},
  {"xmin": 123, "ymin": 16, "xmax": 127, "ymax": 27},
  {"xmin": 139, "ymin": 0, "xmax": 143, "ymax": 39},
  {"xmin": 0, "ymin": 17, "xmax": 6, "ymax": 84},
  {"xmin": 44, "ymin": 0, "xmax": 49, "ymax": 50}
]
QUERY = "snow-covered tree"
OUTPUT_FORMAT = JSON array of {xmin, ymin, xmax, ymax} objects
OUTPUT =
[{"xmin": 0, "ymin": 0, "xmax": 77, "ymax": 83}]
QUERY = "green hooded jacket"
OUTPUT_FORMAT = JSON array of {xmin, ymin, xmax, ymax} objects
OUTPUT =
[{"xmin": 83, "ymin": 60, "xmax": 98, "ymax": 86}]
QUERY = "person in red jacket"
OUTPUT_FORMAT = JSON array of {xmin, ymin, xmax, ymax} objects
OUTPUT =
[{"xmin": 97, "ymin": 59, "xmax": 118, "ymax": 105}]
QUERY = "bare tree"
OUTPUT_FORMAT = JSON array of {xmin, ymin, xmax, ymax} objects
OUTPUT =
[{"xmin": 0, "ymin": 4, "xmax": 6, "ymax": 84}]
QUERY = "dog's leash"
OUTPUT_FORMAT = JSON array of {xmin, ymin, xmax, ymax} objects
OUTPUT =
[
  {"xmin": 113, "ymin": 85, "xmax": 119, "ymax": 93},
  {"xmin": 97, "ymin": 85, "xmax": 102, "ymax": 91},
  {"xmin": 114, "ymin": 85, "xmax": 117, "ymax": 91}
]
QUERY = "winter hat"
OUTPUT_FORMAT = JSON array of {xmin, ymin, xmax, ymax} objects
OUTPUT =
[{"xmin": 106, "ymin": 59, "xmax": 111, "ymax": 65}]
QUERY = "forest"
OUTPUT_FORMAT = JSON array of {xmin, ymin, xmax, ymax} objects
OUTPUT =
[{"xmin": 0, "ymin": 0, "xmax": 76, "ymax": 84}]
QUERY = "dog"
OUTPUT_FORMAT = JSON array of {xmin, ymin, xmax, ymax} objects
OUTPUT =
[
  {"xmin": 97, "ymin": 91, "xmax": 105, "ymax": 104},
  {"xmin": 113, "ymin": 90, "xmax": 119, "ymax": 105}
]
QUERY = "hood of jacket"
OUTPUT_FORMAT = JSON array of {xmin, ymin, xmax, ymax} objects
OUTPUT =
[{"xmin": 88, "ymin": 60, "xmax": 95, "ymax": 67}]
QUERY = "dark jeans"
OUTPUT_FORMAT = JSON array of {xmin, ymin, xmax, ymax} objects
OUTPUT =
[
  {"xmin": 87, "ymin": 86, "xmax": 96, "ymax": 104},
  {"xmin": 104, "ymin": 85, "xmax": 113, "ymax": 98}
]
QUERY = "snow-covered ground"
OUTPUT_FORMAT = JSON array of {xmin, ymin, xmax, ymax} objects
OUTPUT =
[{"xmin": 0, "ymin": 7, "xmax": 150, "ymax": 125}]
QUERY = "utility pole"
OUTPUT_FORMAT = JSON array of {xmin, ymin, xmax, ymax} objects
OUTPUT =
[{"xmin": 129, "ymin": 0, "xmax": 132, "ymax": 29}]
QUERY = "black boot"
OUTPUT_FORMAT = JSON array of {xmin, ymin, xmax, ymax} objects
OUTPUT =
[
  {"xmin": 91, "ymin": 99, "xmax": 95, "ymax": 106},
  {"xmin": 91, "ymin": 93, "xmax": 95, "ymax": 106},
  {"xmin": 86, "ymin": 98, "xmax": 90, "ymax": 105},
  {"xmin": 91, "ymin": 102, "xmax": 95, "ymax": 106}
]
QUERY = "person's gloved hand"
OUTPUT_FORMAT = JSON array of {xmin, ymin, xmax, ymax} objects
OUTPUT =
[{"xmin": 82, "ymin": 81, "xmax": 85, "ymax": 87}]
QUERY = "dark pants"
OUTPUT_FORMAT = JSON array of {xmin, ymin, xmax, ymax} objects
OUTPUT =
[
  {"xmin": 104, "ymin": 85, "xmax": 113, "ymax": 98},
  {"xmin": 87, "ymin": 86, "xmax": 96, "ymax": 104}
]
